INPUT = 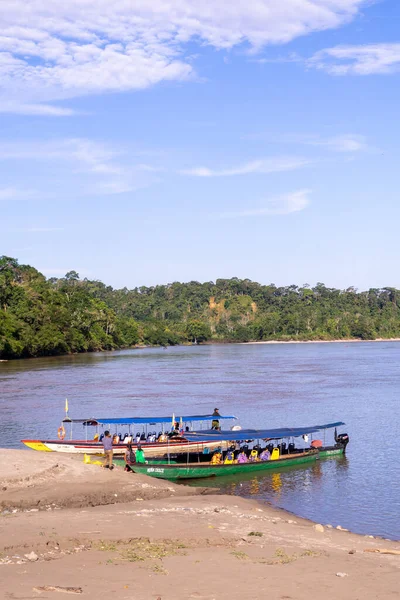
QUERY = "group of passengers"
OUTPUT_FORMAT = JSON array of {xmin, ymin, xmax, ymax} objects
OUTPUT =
[
  {"xmin": 210, "ymin": 445, "xmax": 271, "ymax": 465},
  {"xmin": 97, "ymin": 429, "xmax": 184, "ymax": 445}
]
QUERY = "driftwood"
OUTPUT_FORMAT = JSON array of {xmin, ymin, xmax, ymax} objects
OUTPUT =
[
  {"xmin": 364, "ymin": 548, "xmax": 400, "ymax": 555},
  {"xmin": 33, "ymin": 586, "xmax": 83, "ymax": 595}
]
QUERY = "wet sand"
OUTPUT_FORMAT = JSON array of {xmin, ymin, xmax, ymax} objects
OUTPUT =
[{"xmin": 0, "ymin": 450, "xmax": 399, "ymax": 599}]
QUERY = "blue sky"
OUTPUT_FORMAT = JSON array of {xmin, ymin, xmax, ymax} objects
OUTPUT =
[{"xmin": 1, "ymin": 0, "xmax": 400, "ymax": 290}]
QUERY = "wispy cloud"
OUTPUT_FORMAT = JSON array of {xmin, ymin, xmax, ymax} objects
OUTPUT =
[
  {"xmin": 0, "ymin": 186, "xmax": 36, "ymax": 200},
  {"xmin": 213, "ymin": 189, "xmax": 311, "ymax": 218},
  {"xmin": 0, "ymin": 138, "xmax": 160, "ymax": 195},
  {"xmin": 0, "ymin": 1, "xmax": 367, "ymax": 112},
  {"xmin": 10, "ymin": 227, "xmax": 64, "ymax": 233},
  {"xmin": 287, "ymin": 133, "xmax": 368, "ymax": 152},
  {"xmin": 0, "ymin": 103, "xmax": 77, "ymax": 116},
  {"xmin": 181, "ymin": 156, "xmax": 311, "ymax": 177},
  {"xmin": 309, "ymin": 44, "xmax": 400, "ymax": 75},
  {"xmin": 242, "ymin": 132, "xmax": 369, "ymax": 153}
]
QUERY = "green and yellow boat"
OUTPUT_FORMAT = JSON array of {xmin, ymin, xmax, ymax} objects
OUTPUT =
[{"xmin": 120, "ymin": 422, "xmax": 349, "ymax": 481}]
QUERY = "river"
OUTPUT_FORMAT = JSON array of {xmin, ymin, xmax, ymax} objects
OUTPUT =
[{"xmin": 0, "ymin": 341, "xmax": 399, "ymax": 539}]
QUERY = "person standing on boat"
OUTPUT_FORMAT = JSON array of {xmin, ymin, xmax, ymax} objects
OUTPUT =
[
  {"xmin": 211, "ymin": 408, "xmax": 221, "ymax": 431},
  {"xmin": 102, "ymin": 430, "xmax": 114, "ymax": 470}
]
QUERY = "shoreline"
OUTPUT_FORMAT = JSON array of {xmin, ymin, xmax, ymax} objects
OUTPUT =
[
  {"xmin": 2, "ymin": 337, "xmax": 400, "ymax": 363},
  {"xmin": 1, "ymin": 450, "xmax": 399, "ymax": 598}
]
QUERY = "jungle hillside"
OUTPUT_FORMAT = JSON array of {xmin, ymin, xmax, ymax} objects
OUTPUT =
[{"xmin": 2, "ymin": 256, "xmax": 400, "ymax": 359}]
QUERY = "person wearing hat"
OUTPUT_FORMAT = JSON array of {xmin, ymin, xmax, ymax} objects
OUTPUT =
[{"xmin": 211, "ymin": 408, "xmax": 221, "ymax": 431}]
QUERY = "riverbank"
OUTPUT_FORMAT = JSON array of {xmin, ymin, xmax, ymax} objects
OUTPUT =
[{"xmin": 0, "ymin": 451, "xmax": 399, "ymax": 598}]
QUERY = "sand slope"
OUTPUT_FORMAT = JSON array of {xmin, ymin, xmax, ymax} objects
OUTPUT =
[{"xmin": 0, "ymin": 450, "xmax": 399, "ymax": 599}]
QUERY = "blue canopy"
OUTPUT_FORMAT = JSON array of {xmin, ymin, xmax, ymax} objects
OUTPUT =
[
  {"xmin": 183, "ymin": 421, "xmax": 345, "ymax": 443},
  {"xmin": 82, "ymin": 414, "xmax": 237, "ymax": 426}
]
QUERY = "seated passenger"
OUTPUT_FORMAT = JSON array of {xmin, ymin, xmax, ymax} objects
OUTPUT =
[
  {"xmin": 249, "ymin": 448, "xmax": 259, "ymax": 462},
  {"xmin": 124, "ymin": 442, "xmax": 136, "ymax": 471},
  {"xmin": 259, "ymin": 448, "xmax": 271, "ymax": 461},
  {"xmin": 135, "ymin": 445, "xmax": 146, "ymax": 464},
  {"xmin": 210, "ymin": 450, "xmax": 222, "ymax": 464},
  {"xmin": 237, "ymin": 450, "xmax": 248, "ymax": 464},
  {"xmin": 224, "ymin": 451, "xmax": 234, "ymax": 464}
]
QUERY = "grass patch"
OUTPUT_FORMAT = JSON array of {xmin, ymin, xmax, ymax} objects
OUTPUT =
[
  {"xmin": 97, "ymin": 541, "xmax": 117, "ymax": 552},
  {"xmin": 248, "ymin": 531, "xmax": 263, "ymax": 537},
  {"xmin": 300, "ymin": 549, "xmax": 320, "ymax": 558},
  {"xmin": 96, "ymin": 538, "xmax": 187, "ymax": 566}
]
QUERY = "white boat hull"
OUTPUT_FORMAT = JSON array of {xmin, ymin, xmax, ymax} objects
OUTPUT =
[{"xmin": 21, "ymin": 438, "xmax": 227, "ymax": 457}]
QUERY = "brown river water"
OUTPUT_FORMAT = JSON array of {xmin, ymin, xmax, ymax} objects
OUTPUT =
[{"xmin": 0, "ymin": 342, "xmax": 399, "ymax": 539}]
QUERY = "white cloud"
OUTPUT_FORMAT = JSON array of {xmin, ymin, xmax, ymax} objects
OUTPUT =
[
  {"xmin": 181, "ymin": 156, "xmax": 311, "ymax": 177},
  {"xmin": 0, "ymin": 1, "xmax": 368, "ymax": 112},
  {"xmin": 214, "ymin": 189, "xmax": 311, "ymax": 218},
  {"xmin": 309, "ymin": 43, "xmax": 400, "ymax": 75}
]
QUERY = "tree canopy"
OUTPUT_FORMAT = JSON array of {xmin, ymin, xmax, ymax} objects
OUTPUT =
[{"xmin": 1, "ymin": 256, "xmax": 400, "ymax": 359}]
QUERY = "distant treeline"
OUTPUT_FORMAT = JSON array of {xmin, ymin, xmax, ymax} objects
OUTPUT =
[{"xmin": 1, "ymin": 255, "xmax": 400, "ymax": 359}]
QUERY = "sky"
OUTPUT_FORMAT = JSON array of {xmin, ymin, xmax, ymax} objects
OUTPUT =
[{"xmin": 1, "ymin": 0, "xmax": 400, "ymax": 291}]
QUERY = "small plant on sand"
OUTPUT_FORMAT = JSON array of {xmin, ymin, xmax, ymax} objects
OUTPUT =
[
  {"xmin": 272, "ymin": 548, "xmax": 297, "ymax": 564},
  {"xmin": 152, "ymin": 563, "xmax": 169, "ymax": 575},
  {"xmin": 248, "ymin": 531, "xmax": 263, "ymax": 537},
  {"xmin": 300, "ymin": 549, "xmax": 320, "ymax": 558},
  {"xmin": 231, "ymin": 550, "xmax": 248, "ymax": 560}
]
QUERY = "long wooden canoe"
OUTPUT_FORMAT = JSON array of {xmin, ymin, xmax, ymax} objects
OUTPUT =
[{"xmin": 119, "ymin": 447, "xmax": 344, "ymax": 481}]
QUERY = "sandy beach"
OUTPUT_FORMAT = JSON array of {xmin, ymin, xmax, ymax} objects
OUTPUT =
[{"xmin": 0, "ymin": 450, "xmax": 399, "ymax": 599}]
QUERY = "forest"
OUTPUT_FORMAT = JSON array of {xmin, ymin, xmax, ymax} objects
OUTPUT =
[{"xmin": 2, "ymin": 255, "xmax": 400, "ymax": 359}]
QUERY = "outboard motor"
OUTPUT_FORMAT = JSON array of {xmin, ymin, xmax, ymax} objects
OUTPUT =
[{"xmin": 335, "ymin": 432, "xmax": 350, "ymax": 451}]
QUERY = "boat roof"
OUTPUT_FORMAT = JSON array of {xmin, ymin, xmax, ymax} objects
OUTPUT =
[
  {"xmin": 183, "ymin": 421, "xmax": 345, "ymax": 443},
  {"xmin": 63, "ymin": 414, "xmax": 237, "ymax": 425}
]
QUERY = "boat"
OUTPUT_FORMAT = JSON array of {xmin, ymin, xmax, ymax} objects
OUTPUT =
[
  {"xmin": 21, "ymin": 413, "xmax": 237, "ymax": 457},
  {"xmin": 120, "ymin": 422, "xmax": 349, "ymax": 480}
]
